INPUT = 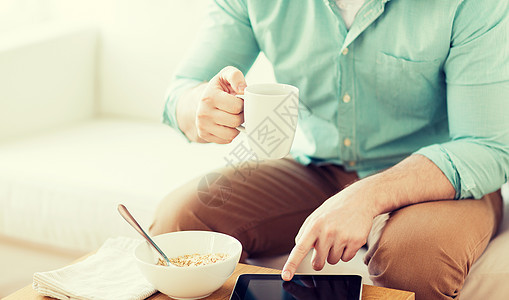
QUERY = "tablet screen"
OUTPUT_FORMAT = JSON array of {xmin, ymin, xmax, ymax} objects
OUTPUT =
[{"xmin": 230, "ymin": 274, "xmax": 362, "ymax": 300}]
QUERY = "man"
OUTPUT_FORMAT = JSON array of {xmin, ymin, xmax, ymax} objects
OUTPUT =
[{"xmin": 150, "ymin": 0, "xmax": 509, "ymax": 298}]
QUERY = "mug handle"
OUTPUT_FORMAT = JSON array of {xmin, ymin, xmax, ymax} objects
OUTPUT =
[{"xmin": 236, "ymin": 94, "xmax": 246, "ymax": 133}]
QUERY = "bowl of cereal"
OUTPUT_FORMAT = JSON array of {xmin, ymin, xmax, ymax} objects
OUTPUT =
[{"xmin": 134, "ymin": 231, "xmax": 242, "ymax": 299}]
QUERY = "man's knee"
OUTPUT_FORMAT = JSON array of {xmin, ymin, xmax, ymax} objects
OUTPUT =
[
  {"xmin": 149, "ymin": 179, "xmax": 211, "ymax": 236},
  {"xmin": 367, "ymin": 224, "xmax": 465, "ymax": 299}
]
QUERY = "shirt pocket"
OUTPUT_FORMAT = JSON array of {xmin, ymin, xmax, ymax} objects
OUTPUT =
[{"xmin": 376, "ymin": 52, "xmax": 443, "ymax": 119}]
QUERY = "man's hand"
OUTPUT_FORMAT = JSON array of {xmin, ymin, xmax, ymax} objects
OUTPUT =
[
  {"xmin": 282, "ymin": 185, "xmax": 376, "ymax": 281},
  {"xmin": 176, "ymin": 66, "xmax": 247, "ymax": 143},
  {"xmin": 195, "ymin": 66, "xmax": 247, "ymax": 144},
  {"xmin": 281, "ymin": 155, "xmax": 456, "ymax": 281}
]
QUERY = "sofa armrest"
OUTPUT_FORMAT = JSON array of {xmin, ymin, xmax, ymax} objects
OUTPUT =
[{"xmin": 0, "ymin": 22, "xmax": 98, "ymax": 142}]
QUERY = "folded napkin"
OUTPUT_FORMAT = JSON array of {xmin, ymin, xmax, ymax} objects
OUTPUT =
[{"xmin": 33, "ymin": 237, "xmax": 157, "ymax": 300}]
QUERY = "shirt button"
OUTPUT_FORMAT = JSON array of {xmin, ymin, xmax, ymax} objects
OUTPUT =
[
  {"xmin": 343, "ymin": 93, "xmax": 351, "ymax": 103},
  {"xmin": 348, "ymin": 161, "xmax": 356, "ymax": 167},
  {"xmin": 344, "ymin": 138, "xmax": 352, "ymax": 147},
  {"xmin": 342, "ymin": 48, "xmax": 349, "ymax": 55}
]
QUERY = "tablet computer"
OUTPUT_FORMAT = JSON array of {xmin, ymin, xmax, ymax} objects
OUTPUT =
[{"xmin": 229, "ymin": 274, "xmax": 362, "ymax": 300}]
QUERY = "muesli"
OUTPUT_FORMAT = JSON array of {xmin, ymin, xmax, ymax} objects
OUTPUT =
[{"xmin": 157, "ymin": 253, "xmax": 229, "ymax": 267}]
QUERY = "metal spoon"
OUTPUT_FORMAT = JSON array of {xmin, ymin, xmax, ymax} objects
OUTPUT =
[{"xmin": 117, "ymin": 204, "xmax": 172, "ymax": 267}]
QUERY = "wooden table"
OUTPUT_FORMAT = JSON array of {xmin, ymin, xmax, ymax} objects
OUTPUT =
[{"xmin": 5, "ymin": 263, "xmax": 414, "ymax": 300}]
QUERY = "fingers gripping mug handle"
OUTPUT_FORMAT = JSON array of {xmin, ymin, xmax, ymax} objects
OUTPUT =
[
  {"xmin": 236, "ymin": 94, "xmax": 246, "ymax": 132},
  {"xmin": 237, "ymin": 125, "xmax": 246, "ymax": 133}
]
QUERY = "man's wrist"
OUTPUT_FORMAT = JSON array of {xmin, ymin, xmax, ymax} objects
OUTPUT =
[
  {"xmin": 340, "ymin": 178, "xmax": 384, "ymax": 219},
  {"xmin": 176, "ymin": 83, "xmax": 208, "ymax": 143}
]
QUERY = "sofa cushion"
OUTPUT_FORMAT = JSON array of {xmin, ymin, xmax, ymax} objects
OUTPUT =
[
  {"xmin": 0, "ymin": 118, "xmax": 238, "ymax": 252},
  {"xmin": 460, "ymin": 183, "xmax": 509, "ymax": 299}
]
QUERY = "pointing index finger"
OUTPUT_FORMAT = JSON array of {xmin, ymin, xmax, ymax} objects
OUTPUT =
[{"xmin": 282, "ymin": 236, "xmax": 314, "ymax": 281}]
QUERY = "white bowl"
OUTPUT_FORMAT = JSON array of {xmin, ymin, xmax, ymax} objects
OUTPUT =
[{"xmin": 134, "ymin": 231, "xmax": 242, "ymax": 299}]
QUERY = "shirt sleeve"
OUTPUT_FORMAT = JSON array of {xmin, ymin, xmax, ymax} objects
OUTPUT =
[
  {"xmin": 162, "ymin": 0, "xmax": 260, "ymax": 135},
  {"xmin": 415, "ymin": 0, "xmax": 509, "ymax": 199}
]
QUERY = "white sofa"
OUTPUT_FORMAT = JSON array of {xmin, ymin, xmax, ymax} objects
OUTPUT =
[{"xmin": 1, "ymin": 22, "xmax": 508, "ymax": 299}]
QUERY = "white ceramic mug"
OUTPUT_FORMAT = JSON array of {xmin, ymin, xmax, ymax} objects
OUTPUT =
[{"xmin": 237, "ymin": 83, "xmax": 299, "ymax": 160}]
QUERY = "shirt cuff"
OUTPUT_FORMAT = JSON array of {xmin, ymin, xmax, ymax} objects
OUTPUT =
[{"xmin": 414, "ymin": 144, "xmax": 465, "ymax": 200}]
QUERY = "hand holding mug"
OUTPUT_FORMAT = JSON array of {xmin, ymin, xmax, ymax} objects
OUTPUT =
[
  {"xmin": 195, "ymin": 66, "xmax": 246, "ymax": 144},
  {"xmin": 194, "ymin": 66, "xmax": 300, "ymax": 160}
]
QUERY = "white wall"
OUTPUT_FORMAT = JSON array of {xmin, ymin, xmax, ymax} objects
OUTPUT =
[
  {"xmin": 0, "ymin": 22, "xmax": 97, "ymax": 141},
  {"xmin": 48, "ymin": 0, "xmax": 275, "ymax": 122},
  {"xmin": 0, "ymin": 0, "xmax": 52, "ymax": 33}
]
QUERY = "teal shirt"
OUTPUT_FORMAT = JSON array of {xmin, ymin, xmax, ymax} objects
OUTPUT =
[{"xmin": 163, "ymin": 0, "xmax": 509, "ymax": 199}]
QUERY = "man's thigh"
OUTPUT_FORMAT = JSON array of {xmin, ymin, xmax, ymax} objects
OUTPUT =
[
  {"xmin": 366, "ymin": 190, "xmax": 503, "ymax": 299},
  {"xmin": 150, "ymin": 158, "xmax": 359, "ymax": 258}
]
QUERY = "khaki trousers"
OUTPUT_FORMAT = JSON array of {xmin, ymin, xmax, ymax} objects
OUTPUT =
[{"xmin": 150, "ymin": 158, "xmax": 503, "ymax": 300}]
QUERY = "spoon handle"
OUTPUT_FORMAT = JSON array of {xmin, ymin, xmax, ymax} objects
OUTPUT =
[{"xmin": 117, "ymin": 204, "xmax": 171, "ymax": 266}]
